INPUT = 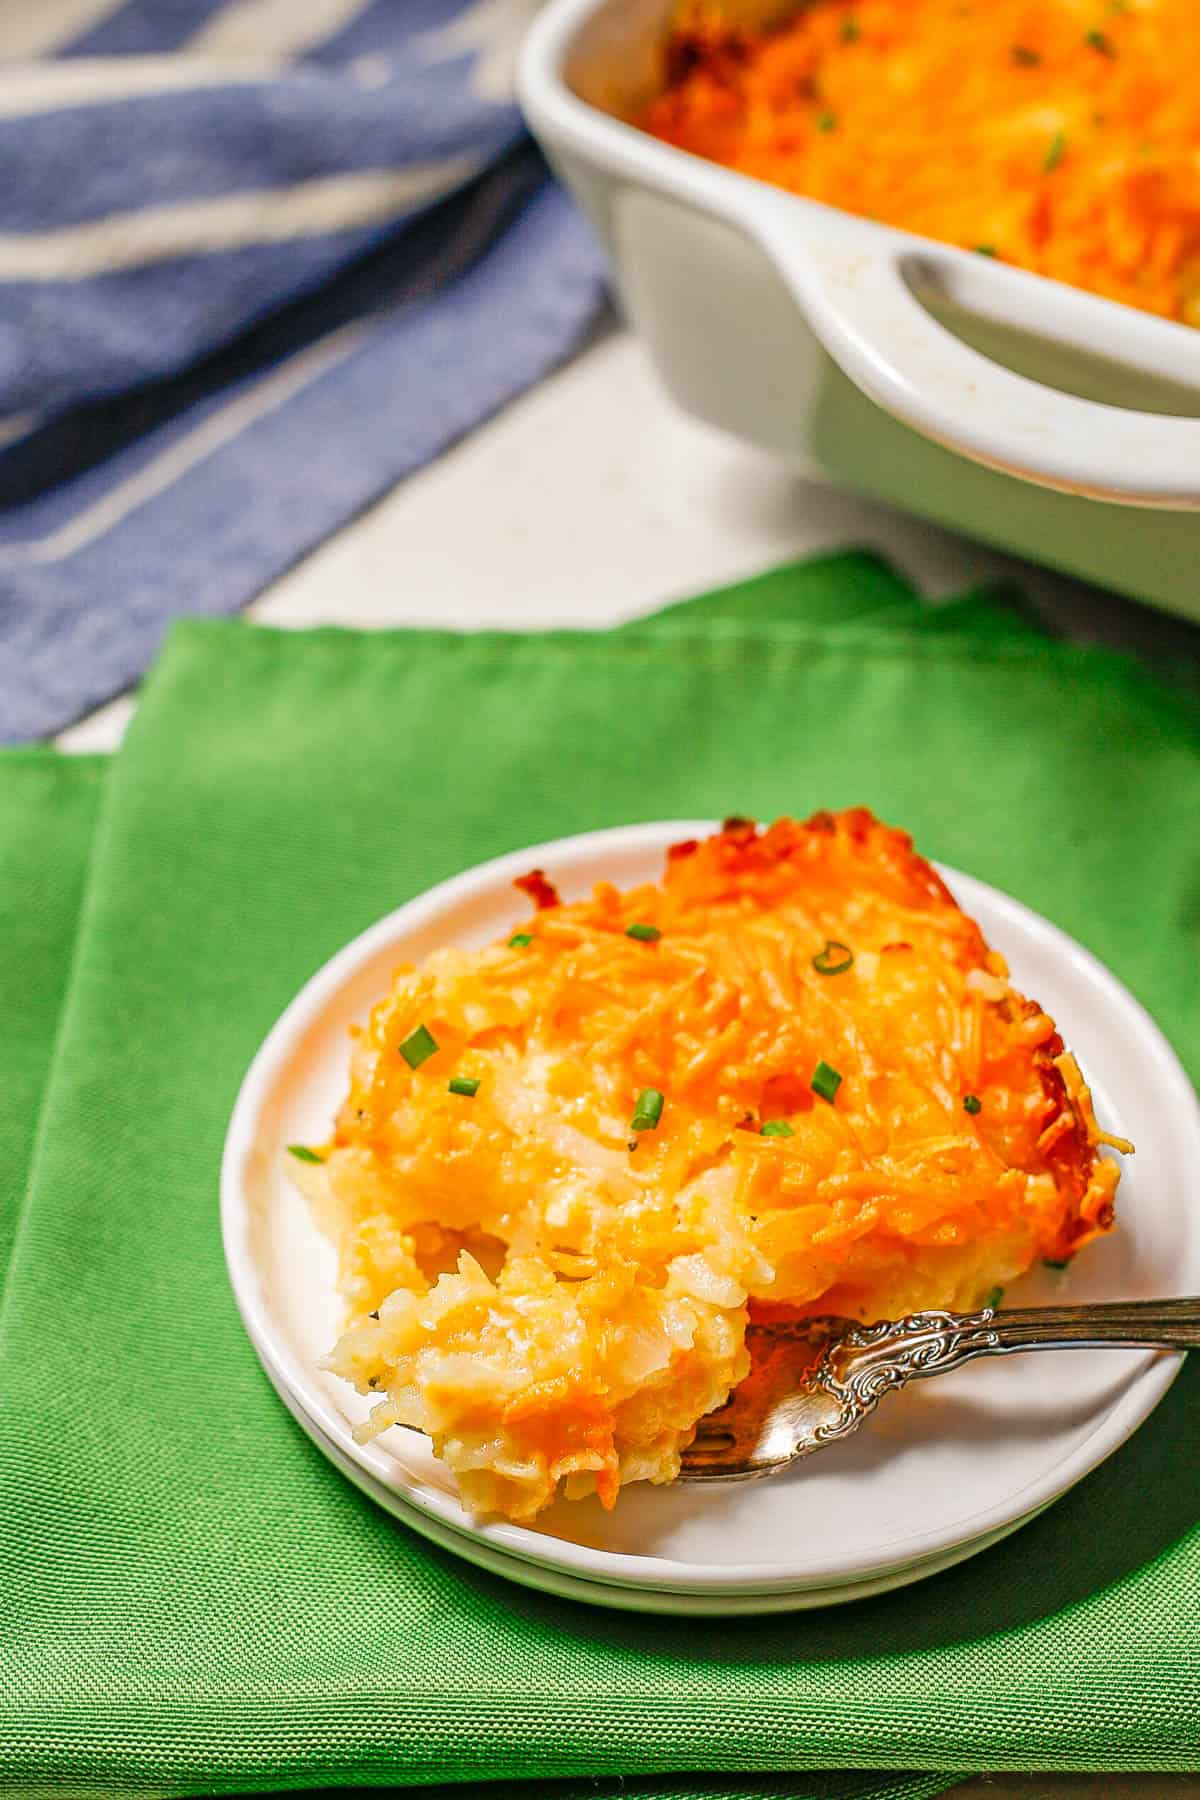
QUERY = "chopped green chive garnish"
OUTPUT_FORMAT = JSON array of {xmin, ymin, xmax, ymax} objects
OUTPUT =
[
  {"xmin": 1043, "ymin": 130, "xmax": 1066, "ymax": 173},
  {"xmin": 816, "ymin": 111, "xmax": 837, "ymax": 132},
  {"xmin": 984, "ymin": 1286, "xmax": 1004, "ymax": 1310},
  {"xmin": 625, "ymin": 922, "xmax": 661, "ymax": 942},
  {"xmin": 812, "ymin": 939, "xmax": 854, "ymax": 976},
  {"xmin": 399, "ymin": 1024, "xmax": 438, "ymax": 1069},
  {"xmin": 630, "ymin": 1087, "xmax": 664, "ymax": 1133},
  {"xmin": 963, "ymin": 1094, "xmax": 983, "ymax": 1115},
  {"xmin": 811, "ymin": 1060, "xmax": 843, "ymax": 1103},
  {"xmin": 449, "ymin": 1077, "xmax": 480, "ymax": 1098},
  {"xmin": 1011, "ymin": 43, "xmax": 1040, "ymax": 66},
  {"xmin": 760, "ymin": 1120, "xmax": 795, "ymax": 1138},
  {"xmin": 1043, "ymin": 1258, "xmax": 1071, "ymax": 1271},
  {"xmin": 974, "ymin": 244, "xmax": 998, "ymax": 257},
  {"xmin": 1085, "ymin": 28, "xmax": 1114, "ymax": 54},
  {"xmin": 841, "ymin": 17, "xmax": 860, "ymax": 42},
  {"xmin": 287, "ymin": 1144, "xmax": 324, "ymax": 1164},
  {"xmin": 508, "ymin": 932, "xmax": 534, "ymax": 948}
]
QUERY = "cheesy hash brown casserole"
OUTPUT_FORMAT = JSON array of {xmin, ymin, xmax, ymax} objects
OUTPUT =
[
  {"xmin": 291, "ymin": 811, "xmax": 1129, "ymax": 1521},
  {"xmin": 641, "ymin": 0, "xmax": 1200, "ymax": 327}
]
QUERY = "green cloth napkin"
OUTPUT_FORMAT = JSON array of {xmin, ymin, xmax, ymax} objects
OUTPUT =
[
  {"xmin": 0, "ymin": 752, "xmax": 102, "ymax": 1290},
  {"xmin": 2, "ymin": 554, "xmax": 1197, "ymax": 1800}
]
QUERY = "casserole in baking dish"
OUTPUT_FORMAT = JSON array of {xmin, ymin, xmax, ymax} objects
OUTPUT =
[
  {"xmin": 519, "ymin": 0, "xmax": 1200, "ymax": 623},
  {"xmin": 641, "ymin": 2, "xmax": 1200, "ymax": 328}
]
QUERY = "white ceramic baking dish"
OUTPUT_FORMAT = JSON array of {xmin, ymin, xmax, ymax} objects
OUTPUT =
[{"xmin": 519, "ymin": 0, "xmax": 1200, "ymax": 623}]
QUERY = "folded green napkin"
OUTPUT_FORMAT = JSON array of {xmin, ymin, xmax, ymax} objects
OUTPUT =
[
  {"xmin": 2, "ymin": 554, "xmax": 1197, "ymax": 1800},
  {"xmin": 0, "ymin": 752, "xmax": 103, "ymax": 1288}
]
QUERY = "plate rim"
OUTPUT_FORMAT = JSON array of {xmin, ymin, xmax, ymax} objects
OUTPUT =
[
  {"xmin": 221, "ymin": 821, "xmax": 1200, "ymax": 1596},
  {"xmin": 268, "ymin": 1366, "xmax": 1052, "ymax": 1615}
]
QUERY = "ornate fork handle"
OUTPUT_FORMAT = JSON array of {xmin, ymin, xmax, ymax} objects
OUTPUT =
[
  {"xmin": 810, "ymin": 1297, "xmax": 1200, "ymax": 1450},
  {"xmin": 983, "ymin": 1295, "xmax": 1200, "ymax": 1351}
]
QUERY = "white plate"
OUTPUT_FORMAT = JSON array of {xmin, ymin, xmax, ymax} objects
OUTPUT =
[
  {"xmin": 272, "ymin": 1374, "xmax": 1050, "ymax": 1614},
  {"xmin": 222, "ymin": 823, "xmax": 1200, "ymax": 1612}
]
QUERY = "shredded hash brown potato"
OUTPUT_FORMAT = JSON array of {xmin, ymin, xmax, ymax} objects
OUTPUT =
[
  {"xmin": 639, "ymin": 0, "xmax": 1200, "ymax": 326},
  {"xmin": 295, "ymin": 810, "xmax": 1129, "ymax": 1520}
]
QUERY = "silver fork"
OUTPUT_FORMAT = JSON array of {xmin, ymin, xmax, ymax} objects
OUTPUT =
[{"xmin": 679, "ymin": 1297, "xmax": 1200, "ymax": 1481}]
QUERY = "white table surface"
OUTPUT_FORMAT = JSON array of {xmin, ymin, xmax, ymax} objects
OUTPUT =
[
  {"xmin": 59, "ymin": 324, "xmax": 1195, "ymax": 1799},
  {"xmin": 57, "ymin": 327, "xmax": 1200, "ymax": 755}
]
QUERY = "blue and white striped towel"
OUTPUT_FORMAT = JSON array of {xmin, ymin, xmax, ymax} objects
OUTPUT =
[{"xmin": 0, "ymin": 1, "xmax": 609, "ymax": 742}]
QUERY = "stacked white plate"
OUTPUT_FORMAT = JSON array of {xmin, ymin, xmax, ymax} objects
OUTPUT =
[{"xmin": 222, "ymin": 825, "xmax": 1200, "ymax": 1614}]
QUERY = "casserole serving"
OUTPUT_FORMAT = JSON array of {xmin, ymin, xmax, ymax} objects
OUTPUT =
[
  {"xmin": 519, "ymin": 0, "xmax": 1200, "ymax": 623},
  {"xmin": 285, "ymin": 809, "xmax": 1128, "ymax": 1523},
  {"xmin": 222, "ymin": 822, "xmax": 1200, "ymax": 1609}
]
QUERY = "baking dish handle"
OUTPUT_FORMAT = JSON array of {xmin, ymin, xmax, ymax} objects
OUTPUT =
[{"xmin": 747, "ymin": 197, "xmax": 1200, "ymax": 510}]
